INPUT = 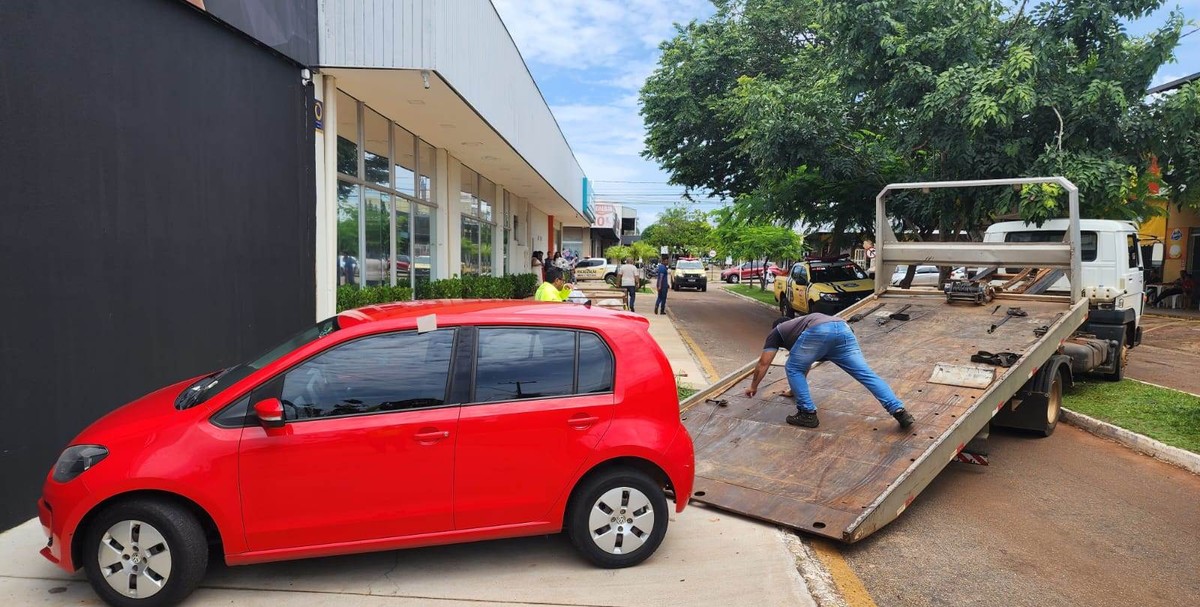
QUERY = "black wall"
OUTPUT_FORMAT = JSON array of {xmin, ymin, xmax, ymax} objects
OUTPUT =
[{"xmin": 0, "ymin": 0, "xmax": 316, "ymax": 530}]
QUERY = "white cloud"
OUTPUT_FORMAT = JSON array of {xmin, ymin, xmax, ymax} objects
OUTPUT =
[
  {"xmin": 492, "ymin": 0, "xmax": 708, "ymax": 69},
  {"xmin": 492, "ymin": 0, "xmax": 725, "ymax": 227}
]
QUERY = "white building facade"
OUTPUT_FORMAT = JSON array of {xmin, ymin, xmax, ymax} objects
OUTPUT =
[{"xmin": 312, "ymin": 0, "xmax": 593, "ymax": 317}]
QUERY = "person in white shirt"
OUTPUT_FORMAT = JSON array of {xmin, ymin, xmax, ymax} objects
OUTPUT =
[{"xmin": 617, "ymin": 258, "xmax": 640, "ymax": 312}]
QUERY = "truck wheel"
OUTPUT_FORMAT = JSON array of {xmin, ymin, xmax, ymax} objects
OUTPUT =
[
  {"xmin": 1038, "ymin": 371, "xmax": 1063, "ymax": 437},
  {"xmin": 82, "ymin": 498, "xmax": 209, "ymax": 607},
  {"xmin": 701, "ymin": 283, "xmax": 707, "ymax": 292},
  {"xmin": 604, "ymin": 273, "xmax": 618, "ymax": 287},
  {"xmin": 566, "ymin": 468, "xmax": 668, "ymax": 569},
  {"xmin": 1105, "ymin": 345, "xmax": 1127, "ymax": 382},
  {"xmin": 778, "ymin": 297, "xmax": 795, "ymax": 318}
]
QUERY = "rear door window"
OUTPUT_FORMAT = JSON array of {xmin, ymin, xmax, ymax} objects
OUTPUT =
[{"xmin": 473, "ymin": 328, "xmax": 614, "ymax": 403}]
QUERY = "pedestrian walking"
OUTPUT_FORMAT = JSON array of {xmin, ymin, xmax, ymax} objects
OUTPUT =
[
  {"xmin": 653, "ymin": 255, "xmax": 669, "ymax": 315},
  {"xmin": 618, "ymin": 257, "xmax": 639, "ymax": 312},
  {"xmin": 744, "ymin": 315, "xmax": 914, "ymax": 429}
]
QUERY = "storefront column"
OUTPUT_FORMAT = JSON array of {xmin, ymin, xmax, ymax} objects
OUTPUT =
[{"xmin": 315, "ymin": 74, "xmax": 338, "ymax": 319}]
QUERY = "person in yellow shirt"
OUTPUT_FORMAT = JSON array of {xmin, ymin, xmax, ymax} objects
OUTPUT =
[{"xmin": 535, "ymin": 267, "xmax": 573, "ymax": 302}]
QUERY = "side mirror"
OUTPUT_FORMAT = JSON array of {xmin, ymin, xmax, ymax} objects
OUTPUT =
[{"xmin": 254, "ymin": 398, "xmax": 285, "ymax": 429}]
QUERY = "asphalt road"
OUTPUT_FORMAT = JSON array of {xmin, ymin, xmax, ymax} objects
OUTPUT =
[
  {"xmin": 669, "ymin": 284, "xmax": 1200, "ymax": 607},
  {"xmin": 1128, "ymin": 313, "xmax": 1200, "ymax": 394}
]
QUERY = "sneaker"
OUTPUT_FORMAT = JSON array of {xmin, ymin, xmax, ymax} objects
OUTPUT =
[
  {"xmin": 786, "ymin": 411, "xmax": 819, "ymax": 428},
  {"xmin": 892, "ymin": 408, "xmax": 915, "ymax": 429}
]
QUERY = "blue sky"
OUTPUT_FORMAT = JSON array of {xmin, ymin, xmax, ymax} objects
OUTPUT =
[{"xmin": 493, "ymin": 0, "xmax": 1199, "ymax": 228}]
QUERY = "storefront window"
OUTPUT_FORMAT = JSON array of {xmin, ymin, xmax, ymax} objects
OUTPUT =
[
  {"xmin": 364, "ymin": 189, "xmax": 390, "ymax": 287},
  {"xmin": 333, "ymin": 90, "xmax": 438, "ymax": 289},
  {"xmin": 481, "ymin": 223, "xmax": 494, "ymax": 276},
  {"xmin": 461, "ymin": 167, "xmax": 479, "ymax": 218},
  {"xmin": 395, "ymin": 201, "xmax": 412, "ymax": 286},
  {"xmin": 462, "ymin": 218, "xmax": 481, "ymax": 276},
  {"xmin": 364, "ymin": 109, "xmax": 390, "ymax": 188},
  {"xmin": 337, "ymin": 181, "xmax": 361, "ymax": 287},
  {"xmin": 336, "ymin": 91, "xmax": 359, "ymax": 177},
  {"xmin": 419, "ymin": 141, "xmax": 435, "ymax": 202},
  {"xmin": 394, "ymin": 125, "xmax": 416, "ymax": 197},
  {"xmin": 479, "ymin": 177, "xmax": 495, "ymax": 223},
  {"xmin": 414, "ymin": 204, "xmax": 434, "ymax": 286}
]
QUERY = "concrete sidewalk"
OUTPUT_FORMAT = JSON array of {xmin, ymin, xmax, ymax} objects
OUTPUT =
[
  {"xmin": 640, "ymin": 310, "xmax": 713, "ymax": 389},
  {"xmin": 1, "ymin": 507, "xmax": 812, "ymax": 606}
]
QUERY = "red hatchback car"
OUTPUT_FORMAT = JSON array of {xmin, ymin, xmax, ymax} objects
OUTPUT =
[{"xmin": 38, "ymin": 300, "xmax": 695, "ymax": 607}]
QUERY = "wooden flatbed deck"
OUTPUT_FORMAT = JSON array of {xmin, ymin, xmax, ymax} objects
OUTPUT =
[{"xmin": 681, "ymin": 293, "xmax": 1084, "ymax": 542}]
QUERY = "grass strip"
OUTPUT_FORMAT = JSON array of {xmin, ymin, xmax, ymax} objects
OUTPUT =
[
  {"xmin": 727, "ymin": 284, "xmax": 779, "ymax": 307},
  {"xmin": 1064, "ymin": 379, "xmax": 1200, "ymax": 454}
]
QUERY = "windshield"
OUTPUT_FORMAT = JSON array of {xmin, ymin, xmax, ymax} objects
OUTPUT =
[
  {"xmin": 677, "ymin": 261, "xmax": 703, "ymax": 270},
  {"xmin": 176, "ymin": 317, "xmax": 341, "ymax": 409},
  {"xmin": 811, "ymin": 262, "xmax": 867, "ymax": 283}
]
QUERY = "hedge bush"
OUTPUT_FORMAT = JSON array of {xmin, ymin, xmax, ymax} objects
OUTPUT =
[{"xmin": 338, "ymin": 273, "xmax": 541, "ymax": 312}]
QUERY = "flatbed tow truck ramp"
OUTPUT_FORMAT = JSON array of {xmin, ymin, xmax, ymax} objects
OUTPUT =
[{"xmin": 680, "ymin": 177, "xmax": 1108, "ymax": 543}]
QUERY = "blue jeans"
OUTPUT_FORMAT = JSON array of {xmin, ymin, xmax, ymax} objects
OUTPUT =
[
  {"xmin": 783, "ymin": 322, "xmax": 904, "ymax": 414},
  {"xmin": 655, "ymin": 287, "xmax": 667, "ymax": 312},
  {"xmin": 624, "ymin": 285, "xmax": 637, "ymax": 311}
]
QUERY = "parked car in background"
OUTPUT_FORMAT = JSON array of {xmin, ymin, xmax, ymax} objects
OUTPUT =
[
  {"xmin": 38, "ymin": 301, "xmax": 695, "ymax": 607},
  {"xmin": 774, "ymin": 257, "xmax": 872, "ymax": 317},
  {"xmin": 573, "ymin": 257, "xmax": 617, "ymax": 282},
  {"xmin": 670, "ymin": 258, "xmax": 707, "ymax": 291},
  {"xmin": 890, "ymin": 265, "xmax": 967, "ymax": 287},
  {"xmin": 721, "ymin": 261, "xmax": 784, "ymax": 284}
]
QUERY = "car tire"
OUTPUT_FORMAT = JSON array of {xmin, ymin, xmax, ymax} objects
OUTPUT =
[
  {"xmin": 83, "ymin": 498, "xmax": 209, "ymax": 607},
  {"xmin": 729, "ymin": 275, "xmax": 740, "ymax": 284},
  {"xmin": 1105, "ymin": 343, "xmax": 1128, "ymax": 382},
  {"xmin": 566, "ymin": 468, "xmax": 669, "ymax": 569},
  {"xmin": 701, "ymin": 284, "xmax": 707, "ymax": 292}
]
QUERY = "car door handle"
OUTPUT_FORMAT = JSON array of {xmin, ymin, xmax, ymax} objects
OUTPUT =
[
  {"xmin": 568, "ymin": 414, "xmax": 600, "ymax": 428},
  {"xmin": 413, "ymin": 430, "xmax": 450, "ymax": 441}
]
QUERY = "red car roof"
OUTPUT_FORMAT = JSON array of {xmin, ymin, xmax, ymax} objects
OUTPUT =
[{"xmin": 336, "ymin": 299, "xmax": 647, "ymax": 330}]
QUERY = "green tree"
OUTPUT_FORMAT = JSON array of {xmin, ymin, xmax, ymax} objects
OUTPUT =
[
  {"xmin": 641, "ymin": 205, "xmax": 714, "ymax": 257},
  {"xmin": 604, "ymin": 244, "xmax": 632, "ymax": 263},
  {"xmin": 711, "ymin": 207, "xmax": 808, "ymax": 290},
  {"xmin": 629, "ymin": 240, "xmax": 659, "ymax": 264},
  {"xmin": 641, "ymin": 0, "xmax": 1200, "ymax": 245}
]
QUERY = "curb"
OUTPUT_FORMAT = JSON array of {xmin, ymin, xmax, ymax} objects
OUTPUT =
[
  {"xmin": 1061, "ymin": 408, "xmax": 1200, "ymax": 476},
  {"xmin": 719, "ymin": 284, "xmax": 780, "ymax": 311}
]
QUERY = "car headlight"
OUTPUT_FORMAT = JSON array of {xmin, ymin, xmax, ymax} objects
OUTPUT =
[
  {"xmin": 818, "ymin": 293, "xmax": 841, "ymax": 301},
  {"xmin": 52, "ymin": 445, "xmax": 108, "ymax": 483}
]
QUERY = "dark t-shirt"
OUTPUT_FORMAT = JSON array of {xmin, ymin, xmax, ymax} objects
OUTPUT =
[
  {"xmin": 763, "ymin": 314, "xmax": 845, "ymax": 351},
  {"xmin": 656, "ymin": 264, "xmax": 668, "ymax": 289}
]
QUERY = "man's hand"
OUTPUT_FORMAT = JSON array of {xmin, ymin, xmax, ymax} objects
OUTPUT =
[{"xmin": 744, "ymin": 386, "xmax": 757, "ymax": 398}]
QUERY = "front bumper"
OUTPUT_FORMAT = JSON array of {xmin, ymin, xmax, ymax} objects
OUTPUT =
[
  {"xmin": 38, "ymin": 476, "xmax": 92, "ymax": 572},
  {"xmin": 674, "ymin": 276, "xmax": 706, "ymax": 288},
  {"xmin": 811, "ymin": 294, "xmax": 869, "ymax": 316}
]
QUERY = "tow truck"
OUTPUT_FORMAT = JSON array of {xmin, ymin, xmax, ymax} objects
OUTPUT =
[{"xmin": 681, "ymin": 177, "xmax": 1143, "ymax": 542}]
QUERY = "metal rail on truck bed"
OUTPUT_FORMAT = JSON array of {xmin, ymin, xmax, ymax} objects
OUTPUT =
[{"xmin": 681, "ymin": 177, "xmax": 1086, "ymax": 542}]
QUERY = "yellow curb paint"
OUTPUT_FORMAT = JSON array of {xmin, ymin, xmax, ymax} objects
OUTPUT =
[
  {"xmin": 810, "ymin": 539, "xmax": 878, "ymax": 607},
  {"xmin": 668, "ymin": 312, "xmax": 721, "ymax": 383}
]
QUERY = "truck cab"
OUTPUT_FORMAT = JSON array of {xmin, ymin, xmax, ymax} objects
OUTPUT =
[
  {"xmin": 983, "ymin": 219, "xmax": 1144, "ymax": 375},
  {"xmin": 773, "ymin": 257, "xmax": 873, "ymax": 317}
]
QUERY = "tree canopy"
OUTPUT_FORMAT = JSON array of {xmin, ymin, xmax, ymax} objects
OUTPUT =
[
  {"xmin": 711, "ymin": 206, "xmax": 808, "ymax": 289},
  {"xmin": 640, "ymin": 205, "xmax": 714, "ymax": 256},
  {"xmin": 641, "ymin": 0, "xmax": 1200, "ymax": 247}
]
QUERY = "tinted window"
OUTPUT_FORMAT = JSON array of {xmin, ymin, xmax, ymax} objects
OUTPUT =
[
  {"xmin": 577, "ymin": 333, "xmax": 614, "ymax": 394},
  {"xmin": 810, "ymin": 262, "xmax": 867, "ymax": 283},
  {"xmin": 280, "ymin": 330, "xmax": 455, "ymax": 420},
  {"xmin": 1127, "ymin": 234, "xmax": 1140, "ymax": 270},
  {"xmin": 211, "ymin": 396, "xmax": 252, "ymax": 428},
  {"xmin": 1004, "ymin": 231, "xmax": 1097, "ymax": 262},
  {"xmin": 578, "ymin": 259, "xmax": 604, "ymax": 268},
  {"xmin": 677, "ymin": 260, "xmax": 703, "ymax": 269},
  {"xmin": 474, "ymin": 329, "xmax": 577, "ymax": 402}
]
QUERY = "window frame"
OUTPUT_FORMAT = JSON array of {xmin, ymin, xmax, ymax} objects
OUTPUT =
[
  {"xmin": 208, "ymin": 328, "xmax": 460, "ymax": 427},
  {"xmin": 466, "ymin": 326, "xmax": 616, "ymax": 406}
]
